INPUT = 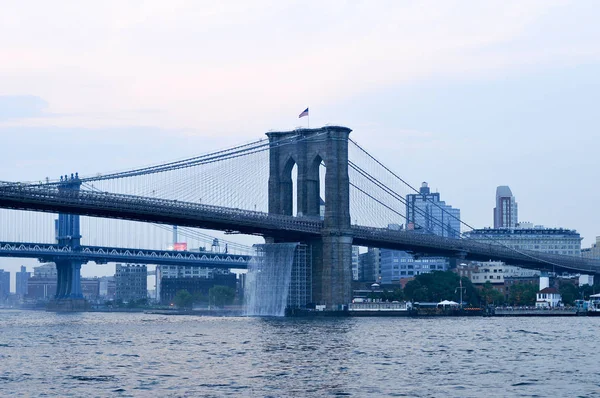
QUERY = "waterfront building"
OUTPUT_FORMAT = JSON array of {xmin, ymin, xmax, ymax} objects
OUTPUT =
[
  {"xmin": 503, "ymin": 276, "xmax": 539, "ymax": 289},
  {"xmin": 99, "ymin": 276, "xmax": 116, "ymax": 300},
  {"xmin": 581, "ymin": 236, "xmax": 600, "ymax": 259},
  {"xmin": 469, "ymin": 261, "xmax": 540, "ymax": 299},
  {"xmin": 159, "ymin": 273, "xmax": 237, "ymax": 304},
  {"xmin": 380, "ymin": 250, "xmax": 448, "ymax": 284},
  {"xmin": 81, "ymin": 278, "xmax": 100, "ymax": 301},
  {"xmin": 27, "ymin": 277, "xmax": 57, "ymax": 300},
  {"xmin": 470, "ymin": 261, "xmax": 540, "ymax": 285},
  {"xmin": 493, "ymin": 186, "xmax": 518, "ymax": 228},
  {"xmin": 158, "ymin": 265, "xmax": 216, "ymax": 279},
  {"xmin": 536, "ymin": 287, "xmax": 561, "ymax": 308},
  {"xmin": 359, "ymin": 248, "xmax": 381, "ymax": 282},
  {"xmin": 454, "ymin": 263, "xmax": 480, "ymax": 280},
  {"xmin": 0, "ymin": 269, "xmax": 10, "ymax": 298},
  {"xmin": 464, "ymin": 225, "xmax": 582, "ymax": 256},
  {"xmin": 115, "ymin": 264, "xmax": 147, "ymax": 302},
  {"xmin": 156, "ymin": 264, "xmax": 232, "ymax": 301},
  {"xmin": 27, "ymin": 263, "xmax": 63, "ymax": 301},
  {"xmin": 16, "ymin": 266, "xmax": 30, "ymax": 297},
  {"xmin": 406, "ymin": 182, "xmax": 460, "ymax": 238}
]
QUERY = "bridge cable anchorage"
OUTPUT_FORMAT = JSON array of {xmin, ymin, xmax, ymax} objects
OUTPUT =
[{"xmin": 348, "ymin": 138, "xmax": 584, "ymax": 269}]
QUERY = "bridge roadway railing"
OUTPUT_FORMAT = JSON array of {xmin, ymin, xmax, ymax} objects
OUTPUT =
[
  {"xmin": 0, "ymin": 184, "xmax": 324, "ymax": 237},
  {"xmin": 352, "ymin": 226, "xmax": 600, "ymax": 274},
  {"xmin": 0, "ymin": 241, "xmax": 251, "ymax": 268}
]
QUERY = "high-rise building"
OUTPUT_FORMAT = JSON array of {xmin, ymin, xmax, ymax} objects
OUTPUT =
[
  {"xmin": 358, "ymin": 248, "xmax": 381, "ymax": 282},
  {"xmin": 16, "ymin": 266, "xmax": 30, "ymax": 297},
  {"xmin": 379, "ymin": 184, "xmax": 460, "ymax": 284},
  {"xmin": 494, "ymin": 186, "xmax": 518, "ymax": 228},
  {"xmin": 406, "ymin": 182, "xmax": 460, "ymax": 238},
  {"xmin": 115, "ymin": 264, "xmax": 147, "ymax": 302},
  {"xmin": 0, "ymin": 269, "xmax": 10, "ymax": 298}
]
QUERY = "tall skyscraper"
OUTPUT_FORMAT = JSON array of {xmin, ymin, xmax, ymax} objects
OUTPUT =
[
  {"xmin": 494, "ymin": 186, "xmax": 518, "ymax": 228},
  {"xmin": 16, "ymin": 266, "xmax": 30, "ymax": 297},
  {"xmin": 406, "ymin": 182, "xmax": 460, "ymax": 238}
]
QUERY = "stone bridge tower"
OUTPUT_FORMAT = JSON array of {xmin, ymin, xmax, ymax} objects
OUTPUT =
[{"xmin": 267, "ymin": 126, "xmax": 353, "ymax": 310}]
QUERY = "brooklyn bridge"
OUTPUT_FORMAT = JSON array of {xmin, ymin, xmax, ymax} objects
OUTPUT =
[{"xmin": 1, "ymin": 126, "xmax": 598, "ymax": 309}]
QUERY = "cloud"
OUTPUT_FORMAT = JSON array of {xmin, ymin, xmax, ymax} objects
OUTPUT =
[{"xmin": 1, "ymin": 0, "xmax": 598, "ymax": 133}]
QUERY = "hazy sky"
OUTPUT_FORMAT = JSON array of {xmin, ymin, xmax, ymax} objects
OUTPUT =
[{"xmin": 1, "ymin": 1, "xmax": 599, "ymax": 279}]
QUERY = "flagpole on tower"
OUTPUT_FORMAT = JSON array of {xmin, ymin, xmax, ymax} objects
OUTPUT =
[{"xmin": 298, "ymin": 107, "xmax": 309, "ymax": 127}]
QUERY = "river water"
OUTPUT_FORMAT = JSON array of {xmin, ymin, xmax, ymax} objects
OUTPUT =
[{"xmin": 0, "ymin": 310, "xmax": 598, "ymax": 397}]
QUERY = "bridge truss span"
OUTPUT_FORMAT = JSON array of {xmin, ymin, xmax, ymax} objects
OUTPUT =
[{"xmin": 0, "ymin": 241, "xmax": 251, "ymax": 269}]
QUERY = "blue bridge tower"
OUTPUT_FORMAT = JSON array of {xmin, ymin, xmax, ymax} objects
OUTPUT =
[{"xmin": 53, "ymin": 173, "xmax": 84, "ymax": 301}]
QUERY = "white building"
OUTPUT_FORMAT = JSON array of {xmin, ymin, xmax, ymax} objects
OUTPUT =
[
  {"xmin": 536, "ymin": 287, "xmax": 561, "ymax": 308},
  {"xmin": 470, "ymin": 261, "xmax": 539, "ymax": 285},
  {"xmin": 579, "ymin": 274, "xmax": 594, "ymax": 287}
]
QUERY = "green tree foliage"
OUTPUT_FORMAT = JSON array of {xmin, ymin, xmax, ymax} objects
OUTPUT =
[
  {"xmin": 579, "ymin": 280, "xmax": 600, "ymax": 300},
  {"xmin": 192, "ymin": 291, "xmax": 207, "ymax": 304},
  {"xmin": 508, "ymin": 283, "xmax": 538, "ymax": 306},
  {"xmin": 559, "ymin": 281, "xmax": 579, "ymax": 305},
  {"xmin": 403, "ymin": 271, "xmax": 479, "ymax": 305},
  {"xmin": 480, "ymin": 281, "xmax": 504, "ymax": 305},
  {"xmin": 173, "ymin": 289, "xmax": 194, "ymax": 309},
  {"xmin": 209, "ymin": 285, "xmax": 236, "ymax": 308}
]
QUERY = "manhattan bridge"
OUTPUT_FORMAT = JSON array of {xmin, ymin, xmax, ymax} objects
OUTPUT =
[{"xmin": 0, "ymin": 126, "xmax": 598, "ymax": 310}]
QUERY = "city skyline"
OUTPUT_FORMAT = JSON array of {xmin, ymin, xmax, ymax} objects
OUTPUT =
[{"xmin": 1, "ymin": 1, "xmax": 599, "ymax": 277}]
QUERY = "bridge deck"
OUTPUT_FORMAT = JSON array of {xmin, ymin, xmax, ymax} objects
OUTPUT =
[{"xmin": 1, "ymin": 184, "xmax": 598, "ymax": 275}]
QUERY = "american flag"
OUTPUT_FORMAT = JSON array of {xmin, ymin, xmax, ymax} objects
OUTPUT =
[{"xmin": 298, "ymin": 108, "xmax": 309, "ymax": 118}]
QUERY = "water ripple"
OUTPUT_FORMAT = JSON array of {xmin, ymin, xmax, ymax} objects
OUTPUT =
[{"xmin": 0, "ymin": 310, "xmax": 598, "ymax": 397}]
